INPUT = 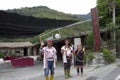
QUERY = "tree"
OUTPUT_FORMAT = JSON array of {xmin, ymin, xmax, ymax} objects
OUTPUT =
[
  {"xmin": 86, "ymin": 32, "xmax": 94, "ymax": 49},
  {"xmin": 97, "ymin": 0, "xmax": 120, "ymax": 28}
]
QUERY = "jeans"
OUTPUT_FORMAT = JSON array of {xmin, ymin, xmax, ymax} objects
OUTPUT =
[{"xmin": 44, "ymin": 61, "xmax": 54, "ymax": 76}]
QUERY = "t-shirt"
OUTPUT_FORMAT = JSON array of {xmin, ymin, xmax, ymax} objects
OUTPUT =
[
  {"xmin": 61, "ymin": 46, "xmax": 73, "ymax": 56},
  {"xmin": 43, "ymin": 46, "xmax": 57, "ymax": 59},
  {"xmin": 42, "ymin": 46, "xmax": 57, "ymax": 69},
  {"xmin": 61, "ymin": 46, "xmax": 73, "ymax": 63}
]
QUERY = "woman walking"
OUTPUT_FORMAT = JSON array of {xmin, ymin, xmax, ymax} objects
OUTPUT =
[
  {"xmin": 74, "ymin": 44, "xmax": 85, "ymax": 75},
  {"xmin": 61, "ymin": 39, "xmax": 73, "ymax": 79},
  {"xmin": 41, "ymin": 39, "xmax": 57, "ymax": 80}
]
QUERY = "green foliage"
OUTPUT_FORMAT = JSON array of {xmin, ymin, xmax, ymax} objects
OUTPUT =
[
  {"xmin": 116, "ymin": 39, "xmax": 120, "ymax": 57},
  {"xmin": 85, "ymin": 32, "xmax": 94, "ymax": 49},
  {"xmin": 101, "ymin": 48, "xmax": 115, "ymax": 64},
  {"xmin": 105, "ymin": 22, "xmax": 114, "ymax": 31},
  {"xmin": 39, "ymin": 21, "xmax": 92, "ymax": 43},
  {"xmin": 97, "ymin": 0, "xmax": 120, "ymax": 27},
  {"xmin": 116, "ymin": 30, "xmax": 120, "ymax": 57},
  {"xmin": 0, "ymin": 52, "xmax": 5, "ymax": 58},
  {"xmin": 6, "ymin": 6, "xmax": 82, "ymax": 20},
  {"xmin": 84, "ymin": 50, "xmax": 94, "ymax": 64},
  {"xmin": 116, "ymin": 30, "xmax": 120, "ymax": 39}
]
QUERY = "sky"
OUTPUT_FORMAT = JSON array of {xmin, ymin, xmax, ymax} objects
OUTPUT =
[{"xmin": 0, "ymin": 0, "xmax": 97, "ymax": 14}]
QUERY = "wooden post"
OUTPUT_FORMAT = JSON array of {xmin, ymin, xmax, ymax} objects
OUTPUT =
[{"xmin": 91, "ymin": 7, "xmax": 101, "ymax": 51}]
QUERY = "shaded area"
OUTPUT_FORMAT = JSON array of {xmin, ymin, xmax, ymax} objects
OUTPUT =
[{"xmin": 0, "ymin": 11, "xmax": 77, "ymax": 38}]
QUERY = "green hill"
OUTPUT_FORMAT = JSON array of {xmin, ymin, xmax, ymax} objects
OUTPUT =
[
  {"xmin": 0, "ymin": 6, "xmax": 90, "ymax": 44},
  {"xmin": 6, "ymin": 6, "xmax": 82, "ymax": 20}
]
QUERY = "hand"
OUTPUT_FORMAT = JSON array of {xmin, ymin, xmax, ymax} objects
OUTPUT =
[
  {"xmin": 68, "ymin": 54, "xmax": 72, "ymax": 57},
  {"xmin": 83, "ymin": 47, "xmax": 85, "ymax": 51}
]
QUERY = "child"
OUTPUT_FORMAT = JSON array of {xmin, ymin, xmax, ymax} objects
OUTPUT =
[{"xmin": 74, "ymin": 44, "xmax": 85, "ymax": 75}]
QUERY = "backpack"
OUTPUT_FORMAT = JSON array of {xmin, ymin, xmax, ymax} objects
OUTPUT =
[{"xmin": 76, "ymin": 50, "xmax": 84, "ymax": 60}]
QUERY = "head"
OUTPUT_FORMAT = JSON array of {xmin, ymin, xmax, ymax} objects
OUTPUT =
[
  {"xmin": 47, "ymin": 39, "xmax": 53, "ymax": 47},
  {"xmin": 65, "ymin": 39, "xmax": 70, "ymax": 46},
  {"xmin": 77, "ymin": 44, "xmax": 82, "ymax": 50}
]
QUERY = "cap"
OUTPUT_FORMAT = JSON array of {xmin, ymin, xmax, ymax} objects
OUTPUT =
[{"xmin": 47, "ymin": 39, "xmax": 53, "ymax": 43}]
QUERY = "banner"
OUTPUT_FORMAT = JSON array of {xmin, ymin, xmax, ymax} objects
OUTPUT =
[{"xmin": 91, "ymin": 7, "xmax": 101, "ymax": 51}]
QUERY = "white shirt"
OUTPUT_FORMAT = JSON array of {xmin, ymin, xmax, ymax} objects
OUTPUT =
[{"xmin": 61, "ymin": 46, "xmax": 73, "ymax": 63}]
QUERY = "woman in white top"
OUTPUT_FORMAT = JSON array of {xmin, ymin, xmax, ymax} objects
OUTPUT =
[{"xmin": 61, "ymin": 39, "xmax": 73, "ymax": 79}]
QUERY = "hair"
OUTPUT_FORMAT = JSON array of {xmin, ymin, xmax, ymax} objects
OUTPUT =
[
  {"xmin": 77, "ymin": 44, "xmax": 82, "ymax": 49},
  {"xmin": 64, "ymin": 38, "xmax": 71, "ymax": 47}
]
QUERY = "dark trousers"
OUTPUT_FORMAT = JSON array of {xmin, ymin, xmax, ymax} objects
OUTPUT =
[
  {"xmin": 64, "ymin": 58, "xmax": 72, "ymax": 77},
  {"xmin": 64, "ymin": 58, "xmax": 72, "ymax": 70}
]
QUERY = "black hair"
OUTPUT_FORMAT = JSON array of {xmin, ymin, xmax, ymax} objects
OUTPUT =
[{"xmin": 64, "ymin": 38, "xmax": 71, "ymax": 46}]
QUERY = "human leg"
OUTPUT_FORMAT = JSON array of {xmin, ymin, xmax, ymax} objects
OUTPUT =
[
  {"xmin": 64, "ymin": 63, "xmax": 69, "ymax": 79},
  {"xmin": 48, "ymin": 61, "xmax": 54, "ymax": 80},
  {"xmin": 44, "ymin": 68, "xmax": 49, "ymax": 80}
]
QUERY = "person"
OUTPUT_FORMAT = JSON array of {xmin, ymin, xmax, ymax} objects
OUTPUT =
[
  {"xmin": 74, "ymin": 44, "xmax": 85, "ymax": 75},
  {"xmin": 61, "ymin": 39, "xmax": 73, "ymax": 79},
  {"xmin": 41, "ymin": 39, "xmax": 57, "ymax": 80}
]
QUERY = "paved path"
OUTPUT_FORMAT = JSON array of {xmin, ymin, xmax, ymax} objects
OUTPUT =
[
  {"xmin": 0, "ymin": 59, "xmax": 120, "ymax": 80},
  {"xmin": 103, "ymin": 67, "xmax": 120, "ymax": 80}
]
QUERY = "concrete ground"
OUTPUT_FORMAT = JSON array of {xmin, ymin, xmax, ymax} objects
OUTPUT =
[
  {"xmin": 103, "ymin": 67, "xmax": 120, "ymax": 80},
  {"xmin": 0, "ymin": 59, "xmax": 120, "ymax": 80}
]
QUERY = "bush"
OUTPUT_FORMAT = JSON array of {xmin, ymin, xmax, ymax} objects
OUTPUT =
[
  {"xmin": 116, "ymin": 39, "xmax": 120, "ymax": 57},
  {"xmin": 84, "ymin": 50, "xmax": 94, "ymax": 65},
  {"xmin": 85, "ymin": 33, "xmax": 94, "ymax": 49},
  {"xmin": 116, "ymin": 31, "xmax": 120, "ymax": 57},
  {"xmin": 101, "ymin": 48, "xmax": 115, "ymax": 64},
  {"xmin": 0, "ymin": 52, "xmax": 5, "ymax": 58}
]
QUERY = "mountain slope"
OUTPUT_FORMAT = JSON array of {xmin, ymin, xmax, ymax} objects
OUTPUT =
[
  {"xmin": 75, "ymin": 13, "xmax": 91, "ymax": 19},
  {"xmin": 6, "ymin": 6, "xmax": 82, "ymax": 20}
]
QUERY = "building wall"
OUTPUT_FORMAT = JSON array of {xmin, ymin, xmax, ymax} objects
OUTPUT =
[{"xmin": 0, "ymin": 48, "xmax": 24, "ymax": 56}]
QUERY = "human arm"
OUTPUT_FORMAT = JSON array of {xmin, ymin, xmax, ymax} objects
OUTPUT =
[{"xmin": 54, "ymin": 48, "xmax": 57, "ymax": 63}]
